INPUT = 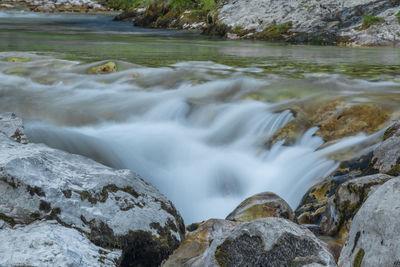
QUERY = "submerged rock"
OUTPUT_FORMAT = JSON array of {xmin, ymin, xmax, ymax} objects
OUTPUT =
[
  {"xmin": 164, "ymin": 218, "xmax": 337, "ymax": 266},
  {"xmin": 338, "ymin": 177, "xmax": 400, "ymax": 266},
  {"xmin": 88, "ymin": 62, "xmax": 117, "ymax": 74},
  {"xmin": 226, "ymin": 192, "xmax": 294, "ymax": 222},
  {"xmin": 0, "ymin": 220, "xmax": 121, "ymax": 266},
  {"xmin": 0, "ymin": 128, "xmax": 184, "ymax": 266}
]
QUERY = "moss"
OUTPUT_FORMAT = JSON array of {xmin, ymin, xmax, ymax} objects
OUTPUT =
[
  {"xmin": 79, "ymin": 190, "xmax": 98, "ymax": 204},
  {"xmin": 353, "ymin": 248, "xmax": 365, "ymax": 267},
  {"xmin": 383, "ymin": 126, "xmax": 396, "ymax": 141},
  {"xmin": 397, "ymin": 11, "xmax": 400, "ymax": 23},
  {"xmin": 355, "ymin": 15, "xmax": 384, "ymax": 31},
  {"xmin": 256, "ymin": 22, "xmax": 292, "ymax": 41},
  {"xmin": 0, "ymin": 213, "xmax": 16, "ymax": 227},
  {"xmin": 352, "ymin": 232, "xmax": 361, "ymax": 253},
  {"xmin": 387, "ymin": 164, "xmax": 400, "ymax": 176},
  {"xmin": 62, "ymin": 189, "xmax": 72, "ymax": 198},
  {"xmin": 6, "ymin": 57, "xmax": 30, "ymax": 62},
  {"xmin": 119, "ymin": 230, "xmax": 177, "ymax": 267},
  {"xmin": 39, "ymin": 200, "xmax": 52, "ymax": 213},
  {"xmin": 27, "ymin": 185, "xmax": 45, "ymax": 197}
]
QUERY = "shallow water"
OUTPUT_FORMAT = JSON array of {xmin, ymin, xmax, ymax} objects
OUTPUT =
[{"xmin": 1, "ymin": 11, "xmax": 400, "ymax": 223}]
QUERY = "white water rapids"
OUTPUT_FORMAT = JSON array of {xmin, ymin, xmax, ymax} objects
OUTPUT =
[{"xmin": 0, "ymin": 52, "xmax": 383, "ymax": 223}]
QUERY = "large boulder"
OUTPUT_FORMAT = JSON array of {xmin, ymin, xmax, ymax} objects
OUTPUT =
[
  {"xmin": 0, "ymin": 220, "xmax": 121, "ymax": 266},
  {"xmin": 226, "ymin": 192, "xmax": 294, "ymax": 222},
  {"xmin": 164, "ymin": 218, "xmax": 337, "ymax": 266},
  {"xmin": 0, "ymin": 129, "xmax": 184, "ymax": 266},
  {"xmin": 338, "ymin": 177, "xmax": 400, "ymax": 267}
]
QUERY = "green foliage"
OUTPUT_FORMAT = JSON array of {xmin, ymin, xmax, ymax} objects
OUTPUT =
[
  {"xmin": 200, "ymin": 0, "xmax": 215, "ymax": 11},
  {"xmin": 168, "ymin": 0, "xmax": 194, "ymax": 11},
  {"xmin": 396, "ymin": 10, "xmax": 400, "ymax": 23},
  {"xmin": 362, "ymin": 15, "xmax": 384, "ymax": 27},
  {"xmin": 266, "ymin": 23, "xmax": 291, "ymax": 32}
]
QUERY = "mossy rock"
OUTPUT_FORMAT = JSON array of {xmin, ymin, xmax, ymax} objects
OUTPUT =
[
  {"xmin": 6, "ymin": 57, "xmax": 30, "ymax": 63},
  {"xmin": 88, "ymin": 62, "xmax": 117, "ymax": 75}
]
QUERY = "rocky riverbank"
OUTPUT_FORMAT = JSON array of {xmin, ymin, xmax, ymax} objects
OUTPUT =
[
  {"xmin": 114, "ymin": 0, "xmax": 400, "ymax": 46},
  {"xmin": 0, "ymin": 0, "xmax": 108, "ymax": 12},
  {"xmin": 2, "ymin": 110, "xmax": 400, "ymax": 266}
]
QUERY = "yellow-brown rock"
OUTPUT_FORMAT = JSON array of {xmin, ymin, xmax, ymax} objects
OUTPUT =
[
  {"xmin": 316, "ymin": 104, "xmax": 390, "ymax": 142},
  {"xmin": 6, "ymin": 58, "xmax": 30, "ymax": 63},
  {"xmin": 88, "ymin": 62, "xmax": 117, "ymax": 75},
  {"xmin": 226, "ymin": 192, "xmax": 294, "ymax": 222},
  {"xmin": 163, "ymin": 219, "xmax": 236, "ymax": 266}
]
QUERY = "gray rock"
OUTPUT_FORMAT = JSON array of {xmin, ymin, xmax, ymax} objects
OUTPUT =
[
  {"xmin": 0, "ymin": 112, "xmax": 28, "ymax": 144},
  {"xmin": 338, "ymin": 177, "xmax": 400, "ymax": 267},
  {"xmin": 0, "ymin": 220, "xmax": 121, "ymax": 267},
  {"xmin": 0, "ymin": 131, "xmax": 184, "ymax": 265},
  {"xmin": 319, "ymin": 174, "xmax": 393, "ymax": 237},
  {"xmin": 163, "ymin": 218, "xmax": 337, "ymax": 266},
  {"xmin": 372, "ymin": 136, "xmax": 400, "ymax": 174},
  {"xmin": 216, "ymin": 0, "xmax": 400, "ymax": 45},
  {"xmin": 226, "ymin": 191, "xmax": 294, "ymax": 222}
]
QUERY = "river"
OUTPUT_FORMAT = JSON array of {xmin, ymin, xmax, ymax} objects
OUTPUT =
[{"xmin": 1, "ymin": 10, "xmax": 400, "ymax": 223}]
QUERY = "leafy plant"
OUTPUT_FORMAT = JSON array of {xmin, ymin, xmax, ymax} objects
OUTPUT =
[{"xmin": 362, "ymin": 15, "xmax": 384, "ymax": 27}]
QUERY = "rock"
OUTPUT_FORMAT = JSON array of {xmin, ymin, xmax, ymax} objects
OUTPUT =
[
  {"xmin": 295, "ymin": 151, "xmax": 377, "ymax": 226},
  {"xmin": 214, "ymin": 0, "xmax": 400, "ymax": 45},
  {"xmin": 0, "ymin": 220, "xmax": 121, "ymax": 266},
  {"xmin": 319, "ymin": 174, "xmax": 393, "ymax": 239},
  {"xmin": 88, "ymin": 62, "xmax": 117, "ymax": 74},
  {"xmin": 372, "ymin": 136, "xmax": 400, "ymax": 175},
  {"xmin": 316, "ymin": 104, "xmax": 390, "ymax": 142},
  {"xmin": 6, "ymin": 57, "xmax": 30, "ymax": 62},
  {"xmin": 0, "ymin": 131, "xmax": 184, "ymax": 266},
  {"xmin": 164, "ymin": 218, "xmax": 337, "ymax": 266},
  {"xmin": 226, "ymin": 192, "xmax": 294, "ymax": 222},
  {"xmin": 338, "ymin": 177, "xmax": 400, "ymax": 267},
  {"xmin": 0, "ymin": 112, "xmax": 28, "ymax": 144},
  {"xmin": 383, "ymin": 120, "xmax": 400, "ymax": 141}
]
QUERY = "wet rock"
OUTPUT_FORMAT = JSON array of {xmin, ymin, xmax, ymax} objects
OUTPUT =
[
  {"xmin": 295, "ymin": 150, "xmax": 377, "ymax": 226},
  {"xmin": 0, "ymin": 129, "xmax": 184, "ymax": 265},
  {"xmin": 0, "ymin": 220, "xmax": 121, "ymax": 266},
  {"xmin": 163, "ymin": 218, "xmax": 337, "ymax": 266},
  {"xmin": 226, "ymin": 192, "xmax": 294, "ymax": 222},
  {"xmin": 372, "ymin": 135, "xmax": 400, "ymax": 175},
  {"xmin": 318, "ymin": 174, "xmax": 393, "ymax": 239},
  {"xmin": 5, "ymin": 57, "xmax": 30, "ymax": 62},
  {"xmin": 0, "ymin": 112, "xmax": 28, "ymax": 144},
  {"xmin": 88, "ymin": 62, "xmax": 117, "ymax": 74},
  {"xmin": 383, "ymin": 120, "xmax": 400, "ymax": 141},
  {"xmin": 338, "ymin": 177, "xmax": 400, "ymax": 267},
  {"xmin": 316, "ymin": 104, "xmax": 390, "ymax": 142}
]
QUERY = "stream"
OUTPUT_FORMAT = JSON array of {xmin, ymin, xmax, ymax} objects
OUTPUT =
[{"xmin": 1, "ymin": 10, "xmax": 400, "ymax": 223}]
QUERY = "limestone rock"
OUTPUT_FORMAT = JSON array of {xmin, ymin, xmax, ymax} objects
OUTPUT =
[
  {"xmin": 0, "ymin": 131, "xmax": 184, "ymax": 266},
  {"xmin": 164, "ymin": 218, "xmax": 337, "ymax": 266},
  {"xmin": 338, "ymin": 177, "xmax": 400, "ymax": 267},
  {"xmin": 226, "ymin": 192, "xmax": 294, "ymax": 222},
  {"xmin": 88, "ymin": 62, "xmax": 117, "ymax": 75},
  {"xmin": 0, "ymin": 220, "xmax": 121, "ymax": 266},
  {"xmin": 216, "ymin": 0, "xmax": 400, "ymax": 46},
  {"xmin": 0, "ymin": 112, "xmax": 28, "ymax": 144}
]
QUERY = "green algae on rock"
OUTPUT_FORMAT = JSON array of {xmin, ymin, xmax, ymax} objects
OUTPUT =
[{"xmin": 88, "ymin": 62, "xmax": 117, "ymax": 74}]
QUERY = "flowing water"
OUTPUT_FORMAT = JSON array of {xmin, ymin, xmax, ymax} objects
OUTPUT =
[{"xmin": 1, "ymin": 11, "xmax": 400, "ymax": 223}]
